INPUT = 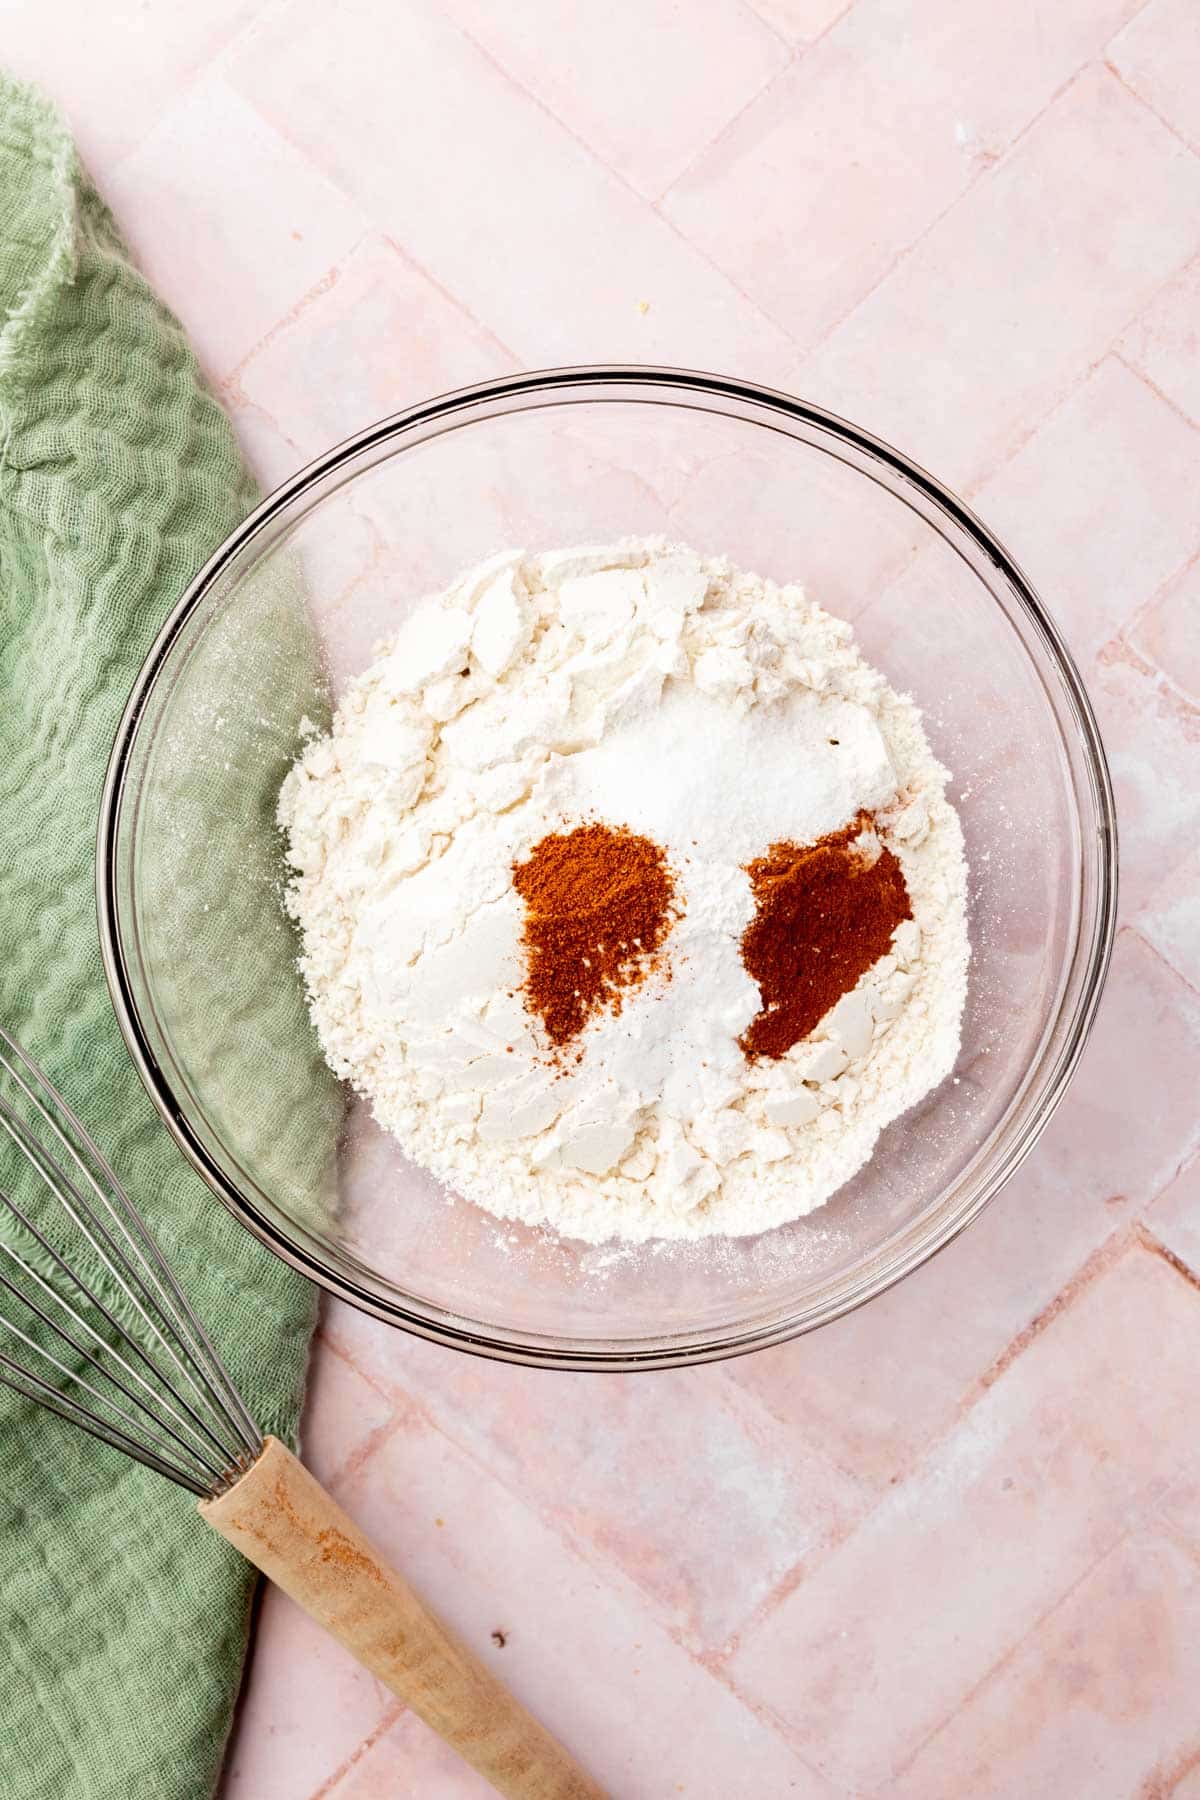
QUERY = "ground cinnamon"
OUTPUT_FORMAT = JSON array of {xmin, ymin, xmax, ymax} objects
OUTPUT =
[
  {"xmin": 739, "ymin": 813, "xmax": 911, "ymax": 1062},
  {"xmin": 512, "ymin": 823, "xmax": 677, "ymax": 1047}
]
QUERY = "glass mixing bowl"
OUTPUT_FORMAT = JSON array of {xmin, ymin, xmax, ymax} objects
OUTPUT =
[{"xmin": 98, "ymin": 368, "xmax": 1116, "ymax": 1370}]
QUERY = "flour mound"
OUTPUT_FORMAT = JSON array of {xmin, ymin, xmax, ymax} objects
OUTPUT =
[{"xmin": 278, "ymin": 540, "xmax": 969, "ymax": 1244}]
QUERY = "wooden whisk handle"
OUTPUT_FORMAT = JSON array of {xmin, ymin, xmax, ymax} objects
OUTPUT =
[{"xmin": 201, "ymin": 1437, "xmax": 606, "ymax": 1800}]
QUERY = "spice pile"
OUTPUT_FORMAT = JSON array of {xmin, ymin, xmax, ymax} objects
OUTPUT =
[
  {"xmin": 738, "ymin": 816, "xmax": 912, "ymax": 1062},
  {"xmin": 278, "ymin": 539, "xmax": 969, "ymax": 1244},
  {"xmin": 512, "ymin": 824, "xmax": 677, "ymax": 1049}
]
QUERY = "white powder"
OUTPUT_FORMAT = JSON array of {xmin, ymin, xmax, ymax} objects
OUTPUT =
[{"xmin": 279, "ymin": 540, "xmax": 969, "ymax": 1244}]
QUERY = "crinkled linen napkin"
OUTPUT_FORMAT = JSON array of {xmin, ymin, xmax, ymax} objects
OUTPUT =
[{"xmin": 0, "ymin": 74, "xmax": 331, "ymax": 1800}]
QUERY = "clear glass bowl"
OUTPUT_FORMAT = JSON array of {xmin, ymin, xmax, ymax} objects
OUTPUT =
[{"xmin": 98, "ymin": 368, "xmax": 1117, "ymax": 1370}]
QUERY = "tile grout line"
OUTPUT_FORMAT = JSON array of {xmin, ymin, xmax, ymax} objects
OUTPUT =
[
  {"xmin": 711, "ymin": 1354, "xmax": 884, "ymax": 1497},
  {"xmin": 884, "ymin": 1524, "xmax": 1147, "ymax": 1789},
  {"xmin": 221, "ymin": 228, "xmax": 520, "ymax": 421},
  {"xmin": 1140, "ymin": 1724, "xmax": 1200, "ymax": 1797},
  {"xmin": 648, "ymin": 45, "xmax": 799, "ymax": 208},
  {"xmin": 1152, "ymin": 1503, "xmax": 1200, "ymax": 1583},
  {"xmin": 218, "ymin": 241, "xmax": 370, "ymax": 400},
  {"xmin": 1125, "ymin": 923, "xmax": 1200, "ymax": 1008},
  {"xmin": 222, "ymin": 18, "xmax": 798, "ymax": 362},
  {"xmin": 734, "ymin": 0, "xmax": 808, "ymax": 56},
  {"xmin": 1104, "ymin": 57, "xmax": 1200, "ymax": 159},
  {"xmin": 328, "ymin": 1093, "xmax": 1199, "ymax": 1713},
  {"xmin": 425, "ymin": 0, "xmax": 810, "ymax": 350},
  {"xmin": 316, "ymin": 1399, "xmax": 408, "ymax": 1496},
  {"xmin": 211, "ymin": 0, "xmax": 302, "ymax": 80},
  {"xmin": 225, "ymin": 393, "xmax": 304, "ymax": 475},
  {"xmin": 714, "ymin": 1224, "xmax": 1153, "ymax": 1672},
  {"xmin": 376, "ymin": 230, "xmax": 523, "ymax": 365},
  {"xmin": 1112, "ymin": 346, "xmax": 1200, "ymax": 433},
  {"xmin": 1163, "ymin": 1743, "xmax": 1200, "ymax": 1796},
  {"xmin": 958, "ymin": 355, "xmax": 1115, "ymax": 503},
  {"xmin": 320, "ymin": 1331, "xmax": 843, "ymax": 1786},
  {"xmin": 791, "ymin": 0, "xmax": 862, "ymax": 49},
  {"xmin": 717, "ymin": 1232, "xmax": 1200, "ymax": 1785},
  {"xmin": 1106, "ymin": 523, "xmax": 1200, "ymax": 660},
  {"xmin": 311, "ymin": 1698, "xmax": 406, "ymax": 1800},
  {"xmin": 1096, "ymin": 631, "xmax": 1200, "ymax": 736},
  {"xmin": 1106, "ymin": 0, "xmax": 1173, "ymax": 44},
  {"xmin": 693, "ymin": 1651, "xmax": 851, "ymax": 1791},
  {"xmin": 784, "ymin": 56, "xmax": 1198, "ymax": 509},
  {"xmin": 672, "ymin": 0, "xmax": 877, "ymax": 206},
  {"xmin": 960, "ymin": 207, "xmax": 1200, "ymax": 495},
  {"xmin": 204, "ymin": 95, "xmax": 496, "ymax": 358},
  {"xmin": 1135, "ymin": 1220, "xmax": 1200, "ymax": 1294},
  {"xmin": 1135, "ymin": 647, "xmax": 1200, "ymax": 725},
  {"xmin": 1092, "ymin": 238, "xmax": 1200, "ymax": 389},
  {"xmin": 708, "ymin": 1530, "xmax": 846, "ymax": 1676},
  {"xmin": 789, "ymin": 60, "xmax": 1099, "ymax": 375},
  {"xmin": 313, "ymin": 1322, "xmax": 397, "ymax": 1403},
  {"xmin": 95, "ymin": 0, "xmax": 300, "ymax": 183},
  {"xmin": 80, "ymin": 4, "xmax": 1200, "ymax": 1790},
  {"xmin": 959, "ymin": 250, "xmax": 1200, "ymax": 534}
]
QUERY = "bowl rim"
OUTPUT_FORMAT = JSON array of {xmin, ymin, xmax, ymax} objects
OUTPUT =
[{"xmin": 97, "ymin": 363, "xmax": 1119, "ymax": 1371}]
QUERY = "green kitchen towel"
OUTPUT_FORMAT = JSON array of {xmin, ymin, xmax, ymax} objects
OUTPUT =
[{"xmin": 0, "ymin": 74, "xmax": 333, "ymax": 1800}]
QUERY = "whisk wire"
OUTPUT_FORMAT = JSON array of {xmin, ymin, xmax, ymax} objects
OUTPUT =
[
  {"xmin": 0, "ymin": 1092, "xmax": 246, "ymax": 1475},
  {"xmin": 0, "ymin": 1298, "xmax": 221, "ymax": 1487},
  {"xmin": 0, "ymin": 1027, "xmax": 262, "ymax": 1494},
  {"xmin": 0, "ymin": 1220, "xmax": 230, "ymax": 1485},
  {"xmin": 20, "ymin": 1055, "xmax": 260, "ymax": 1448},
  {"xmin": 0, "ymin": 1034, "xmax": 260, "ymax": 1459},
  {"xmin": 0, "ymin": 1349, "xmax": 213, "ymax": 1495}
]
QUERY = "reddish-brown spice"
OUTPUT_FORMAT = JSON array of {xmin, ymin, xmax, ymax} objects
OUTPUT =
[
  {"xmin": 512, "ymin": 823, "xmax": 677, "ymax": 1047},
  {"xmin": 738, "ymin": 812, "xmax": 911, "ymax": 1062}
]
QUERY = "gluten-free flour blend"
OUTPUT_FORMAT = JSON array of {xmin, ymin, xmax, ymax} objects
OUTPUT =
[{"xmin": 278, "ymin": 540, "xmax": 969, "ymax": 1243}]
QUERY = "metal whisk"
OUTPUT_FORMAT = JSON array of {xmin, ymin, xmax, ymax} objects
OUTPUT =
[
  {"xmin": 0, "ymin": 1026, "xmax": 602, "ymax": 1800},
  {"xmin": 0, "ymin": 1025, "xmax": 260, "ymax": 1495}
]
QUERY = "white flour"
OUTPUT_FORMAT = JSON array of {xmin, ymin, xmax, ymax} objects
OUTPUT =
[{"xmin": 279, "ymin": 540, "xmax": 969, "ymax": 1244}]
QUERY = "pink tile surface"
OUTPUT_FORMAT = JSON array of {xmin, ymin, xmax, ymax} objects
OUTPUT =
[
  {"xmin": 1, "ymin": 0, "xmax": 257, "ymax": 167},
  {"xmin": 663, "ymin": 0, "xmax": 1139, "ymax": 354},
  {"xmin": 1139, "ymin": 843, "xmax": 1200, "ymax": 992},
  {"xmin": 744, "ymin": 0, "xmax": 853, "ymax": 44},
  {"xmin": 228, "ymin": 399, "xmax": 305, "ymax": 492},
  {"xmin": 103, "ymin": 77, "xmax": 369, "ymax": 382},
  {"xmin": 329, "ymin": 1409, "xmax": 839, "ymax": 1796},
  {"xmin": 1129, "ymin": 556, "xmax": 1200, "ymax": 708},
  {"xmin": 234, "ymin": 233, "xmax": 516, "ymax": 454},
  {"xmin": 439, "ymin": 0, "xmax": 789, "ymax": 200},
  {"xmin": 1148, "ymin": 1155, "xmax": 1200, "ymax": 1278},
  {"xmin": 797, "ymin": 66, "xmax": 1200, "ymax": 487},
  {"xmin": 894, "ymin": 1534, "xmax": 1200, "ymax": 1797},
  {"xmin": 218, "ymin": 1585, "xmax": 393, "ymax": 1800},
  {"xmin": 325, "ymin": 1301, "xmax": 866, "ymax": 1651},
  {"xmin": 295, "ymin": 1323, "xmax": 394, "ymax": 1492},
  {"xmin": 1109, "ymin": 0, "xmax": 1200, "ymax": 152},
  {"xmin": 20, "ymin": 0, "xmax": 1200, "ymax": 1792},
  {"xmin": 729, "ymin": 1247, "xmax": 1200, "ymax": 1788},
  {"xmin": 1092, "ymin": 641, "xmax": 1200, "ymax": 917},
  {"xmin": 227, "ymin": 0, "xmax": 801, "ymax": 381},
  {"xmin": 972, "ymin": 356, "xmax": 1200, "ymax": 660},
  {"xmin": 1119, "ymin": 256, "xmax": 1200, "ymax": 426},
  {"xmin": 324, "ymin": 1708, "xmax": 495, "ymax": 1798}
]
